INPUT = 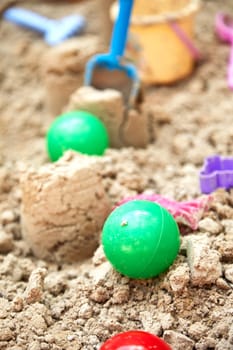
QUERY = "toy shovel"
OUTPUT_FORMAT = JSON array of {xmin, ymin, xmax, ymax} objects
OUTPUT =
[
  {"xmin": 215, "ymin": 13, "xmax": 233, "ymax": 89},
  {"xmin": 84, "ymin": 0, "xmax": 139, "ymax": 107}
]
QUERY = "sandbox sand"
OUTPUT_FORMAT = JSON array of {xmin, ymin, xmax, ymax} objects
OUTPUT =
[{"xmin": 0, "ymin": 0, "xmax": 233, "ymax": 349}]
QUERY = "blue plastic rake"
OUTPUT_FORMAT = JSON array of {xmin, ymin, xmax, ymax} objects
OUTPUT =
[{"xmin": 3, "ymin": 7, "xmax": 86, "ymax": 46}]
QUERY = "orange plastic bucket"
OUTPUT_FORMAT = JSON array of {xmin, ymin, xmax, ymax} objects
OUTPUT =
[{"xmin": 111, "ymin": 0, "xmax": 200, "ymax": 85}]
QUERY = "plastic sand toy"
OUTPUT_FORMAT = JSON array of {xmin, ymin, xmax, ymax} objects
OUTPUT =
[
  {"xmin": 85, "ymin": 0, "xmax": 139, "ymax": 107},
  {"xmin": 102, "ymin": 200, "xmax": 180, "ymax": 279},
  {"xmin": 111, "ymin": 0, "xmax": 200, "ymax": 85},
  {"xmin": 116, "ymin": 193, "xmax": 211, "ymax": 230},
  {"xmin": 200, "ymin": 154, "xmax": 233, "ymax": 194},
  {"xmin": 100, "ymin": 330, "xmax": 172, "ymax": 350},
  {"xmin": 215, "ymin": 12, "xmax": 233, "ymax": 89},
  {"xmin": 46, "ymin": 110, "xmax": 109, "ymax": 161},
  {"xmin": 3, "ymin": 7, "xmax": 86, "ymax": 46}
]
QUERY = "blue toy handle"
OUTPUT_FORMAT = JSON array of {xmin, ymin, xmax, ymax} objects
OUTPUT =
[
  {"xmin": 110, "ymin": 0, "xmax": 134, "ymax": 58},
  {"xmin": 3, "ymin": 8, "xmax": 51, "ymax": 34}
]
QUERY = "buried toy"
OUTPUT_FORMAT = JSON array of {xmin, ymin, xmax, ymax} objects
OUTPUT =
[{"xmin": 100, "ymin": 330, "xmax": 172, "ymax": 350}]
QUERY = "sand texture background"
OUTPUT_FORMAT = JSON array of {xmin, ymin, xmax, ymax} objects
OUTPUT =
[{"xmin": 0, "ymin": 0, "xmax": 233, "ymax": 349}]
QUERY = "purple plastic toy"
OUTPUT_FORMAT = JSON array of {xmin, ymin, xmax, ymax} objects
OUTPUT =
[
  {"xmin": 200, "ymin": 155, "xmax": 233, "ymax": 194},
  {"xmin": 215, "ymin": 13, "xmax": 233, "ymax": 89}
]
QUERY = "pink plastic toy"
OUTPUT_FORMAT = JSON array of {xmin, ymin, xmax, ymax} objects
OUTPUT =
[
  {"xmin": 115, "ymin": 194, "xmax": 212, "ymax": 230},
  {"xmin": 215, "ymin": 12, "xmax": 233, "ymax": 89}
]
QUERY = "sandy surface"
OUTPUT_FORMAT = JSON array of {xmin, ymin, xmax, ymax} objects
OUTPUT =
[{"xmin": 0, "ymin": 0, "xmax": 233, "ymax": 349}]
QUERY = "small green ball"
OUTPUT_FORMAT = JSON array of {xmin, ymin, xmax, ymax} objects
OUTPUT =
[
  {"xmin": 102, "ymin": 200, "xmax": 180, "ymax": 279},
  {"xmin": 46, "ymin": 110, "xmax": 109, "ymax": 161}
]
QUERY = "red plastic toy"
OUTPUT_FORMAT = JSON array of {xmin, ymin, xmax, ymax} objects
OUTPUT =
[{"xmin": 100, "ymin": 330, "xmax": 172, "ymax": 350}]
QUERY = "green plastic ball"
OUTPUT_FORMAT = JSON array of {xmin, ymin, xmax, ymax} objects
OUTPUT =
[
  {"xmin": 46, "ymin": 110, "xmax": 109, "ymax": 161},
  {"xmin": 102, "ymin": 200, "xmax": 180, "ymax": 279}
]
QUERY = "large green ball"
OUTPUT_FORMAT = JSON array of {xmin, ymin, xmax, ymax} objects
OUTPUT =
[
  {"xmin": 46, "ymin": 110, "xmax": 109, "ymax": 161},
  {"xmin": 102, "ymin": 200, "xmax": 180, "ymax": 279}
]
